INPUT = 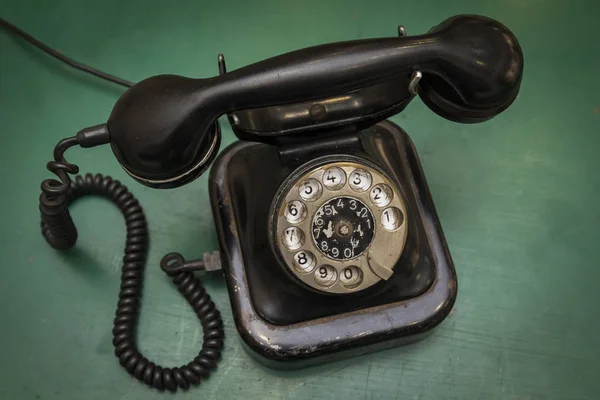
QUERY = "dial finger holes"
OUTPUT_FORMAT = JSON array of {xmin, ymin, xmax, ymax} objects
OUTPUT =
[
  {"xmin": 322, "ymin": 166, "xmax": 346, "ymax": 190},
  {"xmin": 340, "ymin": 266, "xmax": 363, "ymax": 289},
  {"xmin": 292, "ymin": 251, "xmax": 316, "ymax": 274},
  {"xmin": 284, "ymin": 200, "xmax": 307, "ymax": 223},
  {"xmin": 314, "ymin": 265, "xmax": 337, "ymax": 288},
  {"xmin": 299, "ymin": 178, "xmax": 323, "ymax": 202},
  {"xmin": 275, "ymin": 160, "xmax": 408, "ymax": 294},
  {"xmin": 349, "ymin": 169, "xmax": 372, "ymax": 192},
  {"xmin": 381, "ymin": 207, "xmax": 404, "ymax": 231},
  {"xmin": 282, "ymin": 227, "xmax": 305, "ymax": 250},
  {"xmin": 369, "ymin": 183, "xmax": 393, "ymax": 207}
]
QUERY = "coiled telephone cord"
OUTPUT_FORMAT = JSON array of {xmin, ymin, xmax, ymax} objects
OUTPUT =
[{"xmin": 38, "ymin": 137, "xmax": 224, "ymax": 392}]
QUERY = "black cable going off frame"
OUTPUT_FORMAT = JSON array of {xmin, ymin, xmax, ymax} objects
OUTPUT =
[
  {"xmin": 2, "ymin": 16, "xmax": 225, "ymax": 391},
  {"xmin": 0, "ymin": 16, "xmax": 134, "ymax": 88}
]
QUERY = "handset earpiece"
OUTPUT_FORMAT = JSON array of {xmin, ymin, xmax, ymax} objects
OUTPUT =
[
  {"xmin": 107, "ymin": 14, "xmax": 523, "ymax": 188},
  {"xmin": 416, "ymin": 15, "xmax": 523, "ymax": 123}
]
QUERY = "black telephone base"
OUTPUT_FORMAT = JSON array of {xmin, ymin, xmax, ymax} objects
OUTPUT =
[{"xmin": 209, "ymin": 120, "xmax": 457, "ymax": 368}]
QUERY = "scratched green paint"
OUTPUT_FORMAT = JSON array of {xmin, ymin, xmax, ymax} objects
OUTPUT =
[{"xmin": 1, "ymin": 0, "xmax": 599, "ymax": 399}]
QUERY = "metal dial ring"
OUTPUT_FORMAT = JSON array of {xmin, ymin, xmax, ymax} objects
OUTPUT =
[{"xmin": 271, "ymin": 158, "xmax": 408, "ymax": 294}]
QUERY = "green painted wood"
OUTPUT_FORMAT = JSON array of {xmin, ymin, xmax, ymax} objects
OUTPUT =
[{"xmin": 1, "ymin": 1, "xmax": 599, "ymax": 399}]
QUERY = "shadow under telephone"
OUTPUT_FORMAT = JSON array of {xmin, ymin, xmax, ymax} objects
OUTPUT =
[{"xmin": 2, "ymin": 14, "xmax": 523, "ymax": 392}]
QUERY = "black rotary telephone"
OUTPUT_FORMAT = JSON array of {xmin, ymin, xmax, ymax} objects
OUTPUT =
[{"xmin": 33, "ymin": 15, "xmax": 522, "ymax": 392}]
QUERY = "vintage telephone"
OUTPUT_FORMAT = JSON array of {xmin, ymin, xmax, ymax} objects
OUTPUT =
[{"xmin": 21, "ymin": 14, "xmax": 523, "ymax": 391}]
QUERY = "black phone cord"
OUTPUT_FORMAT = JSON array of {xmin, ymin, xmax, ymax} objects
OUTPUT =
[{"xmin": 38, "ymin": 137, "xmax": 224, "ymax": 392}]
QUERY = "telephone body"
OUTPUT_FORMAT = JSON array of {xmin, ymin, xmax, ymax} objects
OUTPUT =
[{"xmin": 38, "ymin": 15, "xmax": 523, "ymax": 390}]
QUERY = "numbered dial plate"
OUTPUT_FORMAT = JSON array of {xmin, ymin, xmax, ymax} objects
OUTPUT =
[
  {"xmin": 312, "ymin": 197, "xmax": 375, "ymax": 260},
  {"xmin": 273, "ymin": 160, "xmax": 408, "ymax": 294}
]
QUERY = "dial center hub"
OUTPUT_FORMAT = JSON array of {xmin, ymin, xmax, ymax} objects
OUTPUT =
[
  {"xmin": 336, "ymin": 221, "xmax": 352, "ymax": 237},
  {"xmin": 311, "ymin": 196, "xmax": 375, "ymax": 260}
]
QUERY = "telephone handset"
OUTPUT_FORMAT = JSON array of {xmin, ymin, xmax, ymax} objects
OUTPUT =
[
  {"xmin": 106, "ymin": 14, "xmax": 522, "ymax": 187},
  {"xmin": 36, "ymin": 15, "xmax": 523, "ymax": 392}
]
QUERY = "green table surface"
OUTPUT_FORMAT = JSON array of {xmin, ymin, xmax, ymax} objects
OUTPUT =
[{"xmin": 1, "ymin": 1, "xmax": 599, "ymax": 399}]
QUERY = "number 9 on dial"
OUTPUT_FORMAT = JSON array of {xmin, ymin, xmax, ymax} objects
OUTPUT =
[{"xmin": 314, "ymin": 265, "xmax": 337, "ymax": 287}]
